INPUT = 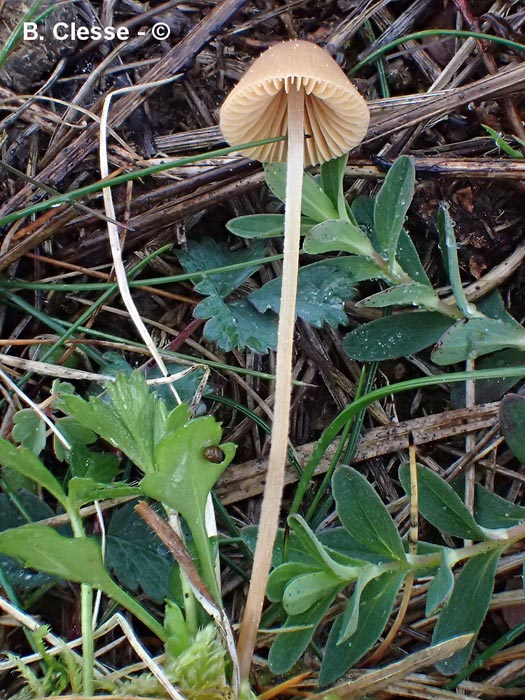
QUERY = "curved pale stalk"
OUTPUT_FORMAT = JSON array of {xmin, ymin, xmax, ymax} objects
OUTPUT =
[{"xmin": 237, "ymin": 82, "xmax": 305, "ymax": 679}]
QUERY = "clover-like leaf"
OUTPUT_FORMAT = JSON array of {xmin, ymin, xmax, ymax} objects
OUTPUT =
[{"xmin": 12, "ymin": 409, "xmax": 46, "ymax": 455}]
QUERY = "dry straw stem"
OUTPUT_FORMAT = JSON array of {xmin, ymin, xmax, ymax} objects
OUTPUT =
[{"xmin": 220, "ymin": 40, "xmax": 369, "ymax": 678}]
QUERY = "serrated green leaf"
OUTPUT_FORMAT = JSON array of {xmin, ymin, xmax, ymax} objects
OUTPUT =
[
  {"xmin": 319, "ymin": 570, "xmax": 405, "ymax": 685},
  {"xmin": 359, "ymin": 283, "xmax": 440, "ymax": 311},
  {"xmin": 426, "ymin": 549, "xmax": 455, "ymax": 615},
  {"xmin": 433, "ymin": 550, "xmax": 501, "ymax": 674},
  {"xmin": 374, "ymin": 156, "xmax": 415, "ymax": 267},
  {"xmin": 68, "ymin": 445, "xmax": 120, "ymax": 482},
  {"xmin": 177, "ymin": 237, "xmax": 265, "ymax": 298},
  {"xmin": 268, "ymin": 592, "xmax": 336, "ymax": 675},
  {"xmin": 320, "ymin": 155, "xmax": 348, "ymax": 219},
  {"xmin": 431, "ymin": 317, "xmax": 525, "ymax": 365},
  {"xmin": 249, "ymin": 262, "xmax": 355, "ymax": 328},
  {"xmin": 283, "ymin": 570, "xmax": 342, "ymax": 615},
  {"xmin": 333, "ymin": 467, "xmax": 406, "ymax": 562},
  {"xmin": 0, "ymin": 524, "xmax": 113, "ymax": 590},
  {"xmin": 12, "ymin": 410, "xmax": 46, "ymax": 455},
  {"xmin": 0, "ymin": 438, "xmax": 67, "ymax": 509},
  {"xmin": 53, "ymin": 416, "xmax": 97, "ymax": 463},
  {"xmin": 399, "ymin": 463, "xmax": 486, "ymax": 540},
  {"xmin": 226, "ymin": 214, "xmax": 314, "ymax": 239},
  {"xmin": 144, "ymin": 417, "xmax": 235, "ymax": 522},
  {"xmin": 56, "ymin": 372, "xmax": 169, "ymax": 475},
  {"xmin": 437, "ymin": 204, "xmax": 478, "ymax": 318},
  {"xmin": 396, "ymin": 228, "xmax": 431, "ymax": 285},
  {"xmin": 500, "ymin": 393, "xmax": 525, "ymax": 464},
  {"xmin": 264, "ymin": 163, "xmax": 338, "ymax": 222},
  {"xmin": 106, "ymin": 501, "xmax": 174, "ymax": 602},
  {"xmin": 474, "ymin": 482, "xmax": 525, "ymax": 529},
  {"xmin": 303, "ymin": 219, "xmax": 374, "ymax": 257},
  {"xmin": 194, "ymin": 295, "xmax": 277, "ymax": 353},
  {"xmin": 343, "ymin": 311, "xmax": 454, "ymax": 361}
]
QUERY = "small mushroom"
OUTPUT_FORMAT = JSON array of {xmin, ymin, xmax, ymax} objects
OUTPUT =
[{"xmin": 220, "ymin": 39, "xmax": 369, "ymax": 677}]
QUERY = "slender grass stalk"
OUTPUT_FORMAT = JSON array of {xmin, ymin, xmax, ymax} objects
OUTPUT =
[
  {"xmin": 349, "ymin": 29, "xmax": 525, "ymax": 77},
  {"xmin": 0, "ymin": 137, "xmax": 284, "ymax": 229}
]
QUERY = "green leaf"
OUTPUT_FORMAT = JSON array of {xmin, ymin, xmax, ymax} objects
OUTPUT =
[
  {"xmin": 433, "ymin": 550, "xmax": 501, "ymax": 674},
  {"xmin": 264, "ymin": 163, "xmax": 338, "ymax": 222},
  {"xmin": 337, "ymin": 569, "xmax": 378, "ymax": 642},
  {"xmin": 426, "ymin": 549, "xmax": 455, "ymax": 615},
  {"xmin": 325, "ymin": 256, "xmax": 386, "ymax": 283},
  {"xmin": 177, "ymin": 237, "xmax": 265, "ymax": 298},
  {"xmin": 343, "ymin": 311, "xmax": 453, "ymax": 361},
  {"xmin": 194, "ymin": 295, "xmax": 277, "ymax": 353},
  {"xmin": 474, "ymin": 349, "xmax": 525, "ymax": 403},
  {"xmin": 143, "ymin": 416, "xmax": 235, "ymax": 523},
  {"xmin": 319, "ymin": 570, "xmax": 405, "ymax": 685},
  {"xmin": 0, "ymin": 492, "xmax": 57, "ymax": 591},
  {"xmin": 53, "ymin": 417, "xmax": 97, "ymax": 463},
  {"xmin": 268, "ymin": 592, "xmax": 336, "ymax": 675},
  {"xmin": 437, "ymin": 204, "xmax": 478, "ymax": 318},
  {"xmin": 431, "ymin": 317, "xmax": 525, "ymax": 365},
  {"xmin": 267, "ymin": 562, "xmax": 317, "ymax": 602},
  {"xmin": 106, "ymin": 501, "xmax": 174, "ymax": 603},
  {"xmin": 399, "ymin": 463, "xmax": 486, "ymax": 540},
  {"xmin": 320, "ymin": 155, "xmax": 348, "ymax": 219},
  {"xmin": 303, "ymin": 219, "xmax": 374, "ymax": 257},
  {"xmin": 249, "ymin": 262, "xmax": 355, "ymax": 328},
  {"xmin": 68, "ymin": 445, "xmax": 119, "ymax": 482},
  {"xmin": 482, "ymin": 124, "xmax": 524, "ymax": 158},
  {"xmin": 288, "ymin": 514, "xmax": 363, "ymax": 577},
  {"xmin": 396, "ymin": 228, "xmax": 431, "ymax": 285},
  {"xmin": 283, "ymin": 570, "xmax": 342, "ymax": 615},
  {"xmin": 67, "ymin": 478, "xmax": 140, "ymax": 509},
  {"xmin": 226, "ymin": 214, "xmax": 314, "ymax": 239},
  {"xmin": 333, "ymin": 466, "xmax": 406, "ymax": 562},
  {"xmin": 477, "ymin": 290, "xmax": 524, "ymax": 330},
  {"xmin": 473, "ymin": 482, "xmax": 525, "ymax": 529},
  {"xmin": 351, "ymin": 195, "xmax": 378, "ymax": 249},
  {"xmin": 374, "ymin": 156, "xmax": 415, "ymax": 267},
  {"xmin": 500, "ymin": 393, "xmax": 525, "ymax": 463},
  {"xmin": 0, "ymin": 438, "xmax": 68, "ymax": 509},
  {"xmin": 0, "ymin": 524, "xmax": 114, "ymax": 590},
  {"xmin": 359, "ymin": 283, "xmax": 440, "ymax": 311},
  {"xmin": 12, "ymin": 410, "xmax": 46, "ymax": 455},
  {"xmin": 57, "ymin": 371, "xmax": 169, "ymax": 475}
]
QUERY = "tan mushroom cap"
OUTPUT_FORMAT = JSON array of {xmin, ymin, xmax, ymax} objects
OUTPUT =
[{"xmin": 219, "ymin": 40, "xmax": 370, "ymax": 166}]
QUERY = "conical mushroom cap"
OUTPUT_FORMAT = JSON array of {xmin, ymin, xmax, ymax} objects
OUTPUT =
[{"xmin": 219, "ymin": 40, "xmax": 370, "ymax": 166}]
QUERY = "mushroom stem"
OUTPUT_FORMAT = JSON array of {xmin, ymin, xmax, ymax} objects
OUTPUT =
[{"xmin": 237, "ymin": 82, "xmax": 305, "ymax": 679}]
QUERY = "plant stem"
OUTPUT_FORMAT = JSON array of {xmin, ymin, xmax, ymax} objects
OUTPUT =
[
  {"xmin": 69, "ymin": 512, "xmax": 94, "ymax": 696},
  {"xmin": 237, "ymin": 83, "xmax": 305, "ymax": 680}
]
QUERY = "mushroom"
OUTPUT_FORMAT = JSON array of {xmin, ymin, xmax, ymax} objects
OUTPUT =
[{"xmin": 220, "ymin": 39, "xmax": 370, "ymax": 677}]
